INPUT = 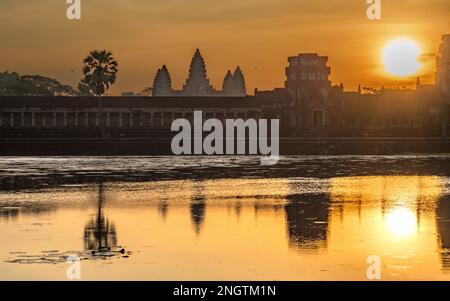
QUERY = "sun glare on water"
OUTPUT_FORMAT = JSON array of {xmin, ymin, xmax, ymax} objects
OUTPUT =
[
  {"xmin": 382, "ymin": 38, "xmax": 421, "ymax": 77},
  {"xmin": 386, "ymin": 208, "xmax": 417, "ymax": 237}
]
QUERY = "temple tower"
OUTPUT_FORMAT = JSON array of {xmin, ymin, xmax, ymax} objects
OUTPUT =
[
  {"xmin": 231, "ymin": 66, "xmax": 246, "ymax": 96},
  {"xmin": 222, "ymin": 67, "xmax": 246, "ymax": 96},
  {"xmin": 223, "ymin": 70, "xmax": 233, "ymax": 93},
  {"xmin": 284, "ymin": 53, "xmax": 332, "ymax": 130},
  {"xmin": 182, "ymin": 49, "xmax": 214, "ymax": 96},
  {"xmin": 436, "ymin": 34, "xmax": 450, "ymax": 96},
  {"xmin": 285, "ymin": 53, "xmax": 331, "ymax": 103},
  {"xmin": 152, "ymin": 65, "xmax": 173, "ymax": 96}
]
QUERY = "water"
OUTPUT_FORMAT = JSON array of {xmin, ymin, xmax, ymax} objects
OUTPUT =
[{"xmin": 0, "ymin": 156, "xmax": 449, "ymax": 280}]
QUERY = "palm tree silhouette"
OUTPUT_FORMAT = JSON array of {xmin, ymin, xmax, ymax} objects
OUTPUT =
[
  {"xmin": 79, "ymin": 50, "xmax": 118, "ymax": 97},
  {"xmin": 79, "ymin": 50, "xmax": 118, "ymax": 137}
]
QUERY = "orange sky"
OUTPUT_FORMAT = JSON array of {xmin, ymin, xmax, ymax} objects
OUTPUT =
[{"xmin": 0, "ymin": 0, "xmax": 448, "ymax": 95}]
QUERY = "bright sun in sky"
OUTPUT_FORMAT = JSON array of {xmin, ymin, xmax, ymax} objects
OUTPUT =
[{"xmin": 382, "ymin": 38, "xmax": 422, "ymax": 77}]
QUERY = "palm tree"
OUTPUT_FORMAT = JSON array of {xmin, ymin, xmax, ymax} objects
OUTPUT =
[
  {"xmin": 79, "ymin": 50, "xmax": 118, "ymax": 97},
  {"xmin": 79, "ymin": 50, "xmax": 118, "ymax": 137}
]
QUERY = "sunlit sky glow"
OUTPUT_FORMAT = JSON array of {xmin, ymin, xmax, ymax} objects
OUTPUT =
[{"xmin": 0, "ymin": 0, "xmax": 448, "ymax": 95}]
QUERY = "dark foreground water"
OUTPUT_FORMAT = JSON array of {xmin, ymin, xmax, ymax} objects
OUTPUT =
[{"xmin": 0, "ymin": 156, "xmax": 449, "ymax": 280}]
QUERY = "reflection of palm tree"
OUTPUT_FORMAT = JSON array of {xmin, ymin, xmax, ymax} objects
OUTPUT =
[{"xmin": 84, "ymin": 183, "xmax": 117, "ymax": 251}]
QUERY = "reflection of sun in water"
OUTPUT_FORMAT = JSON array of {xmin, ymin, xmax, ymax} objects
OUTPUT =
[
  {"xmin": 382, "ymin": 38, "xmax": 421, "ymax": 76},
  {"xmin": 386, "ymin": 208, "xmax": 417, "ymax": 237}
]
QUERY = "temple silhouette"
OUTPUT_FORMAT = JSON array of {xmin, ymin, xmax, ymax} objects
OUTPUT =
[
  {"xmin": 284, "ymin": 193, "xmax": 330, "ymax": 252},
  {"xmin": 0, "ymin": 35, "xmax": 449, "ymax": 155},
  {"xmin": 152, "ymin": 49, "xmax": 246, "ymax": 97}
]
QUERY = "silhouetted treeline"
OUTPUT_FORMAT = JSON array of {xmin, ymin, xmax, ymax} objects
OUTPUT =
[{"xmin": 0, "ymin": 71, "xmax": 78, "ymax": 96}]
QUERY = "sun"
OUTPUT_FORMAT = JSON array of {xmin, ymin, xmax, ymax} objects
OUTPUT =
[{"xmin": 382, "ymin": 38, "xmax": 421, "ymax": 77}]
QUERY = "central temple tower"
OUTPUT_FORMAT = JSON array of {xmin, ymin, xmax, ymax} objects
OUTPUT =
[
  {"xmin": 182, "ymin": 49, "xmax": 214, "ymax": 96},
  {"xmin": 152, "ymin": 49, "xmax": 246, "ymax": 97}
]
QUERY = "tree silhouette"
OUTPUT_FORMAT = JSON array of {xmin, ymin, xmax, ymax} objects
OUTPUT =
[
  {"xmin": 79, "ymin": 50, "xmax": 118, "ymax": 97},
  {"xmin": 79, "ymin": 50, "xmax": 118, "ymax": 137},
  {"xmin": 0, "ymin": 71, "xmax": 78, "ymax": 96}
]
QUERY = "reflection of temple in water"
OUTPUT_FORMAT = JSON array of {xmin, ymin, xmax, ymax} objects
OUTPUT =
[
  {"xmin": 0, "ymin": 207, "xmax": 19, "ymax": 221},
  {"xmin": 284, "ymin": 194, "xmax": 330, "ymax": 251},
  {"xmin": 436, "ymin": 195, "xmax": 450, "ymax": 270},
  {"xmin": 0, "ymin": 203, "xmax": 56, "ymax": 221},
  {"xmin": 190, "ymin": 181, "xmax": 206, "ymax": 235},
  {"xmin": 84, "ymin": 183, "xmax": 117, "ymax": 250},
  {"xmin": 0, "ymin": 176, "xmax": 46, "ymax": 191},
  {"xmin": 158, "ymin": 199, "xmax": 169, "ymax": 220}
]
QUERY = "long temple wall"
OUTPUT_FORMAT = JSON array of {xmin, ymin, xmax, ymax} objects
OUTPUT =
[
  {"xmin": 0, "ymin": 109, "xmax": 263, "ymax": 130},
  {"xmin": 0, "ymin": 95, "xmax": 448, "ymax": 141}
]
